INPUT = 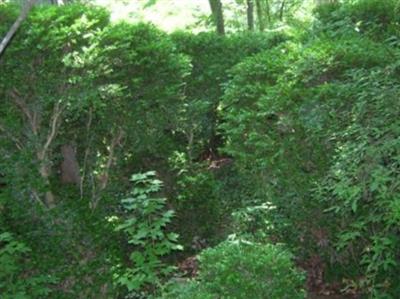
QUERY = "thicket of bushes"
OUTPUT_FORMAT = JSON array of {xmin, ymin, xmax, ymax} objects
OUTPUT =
[
  {"xmin": 162, "ymin": 241, "xmax": 305, "ymax": 299},
  {"xmin": 1, "ymin": 0, "xmax": 399, "ymax": 298}
]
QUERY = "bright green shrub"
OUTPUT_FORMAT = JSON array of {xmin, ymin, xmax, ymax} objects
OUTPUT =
[
  {"xmin": 91, "ymin": 23, "xmax": 191, "ymax": 160},
  {"xmin": 220, "ymin": 29, "xmax": 395, "ymax": 245},
  {"xmin": 318, "ymin": 67, "xmax": 400, "ymax": 297},
  {"xmin": 220, "ymin": 16, "xmax": 400, "ymax": 294},
  {"xmin": 161, "ymin": 281, "xmax": 214, "ymax": 299},
  {"xmin": 345, "ymin": 0, "xmax": 399, "ymax": 34},
  {"xmin": 293, "ymin": 25, "xmax": 400, "ymax": 297},
  {"xmin": 163, "ymin": 240, "xmax": 306, "ymax": 299},
  {"xmin": 114, "ymin": 171, "xmax": 182, "ymax": 296},
  {"xmin": 314, "ymin": 0, "xmax": 400, "ymax": 39},
  {"xmin": 294, "ymin": 36, "xmax": 392, "ymax": 82},
  {"xmin": 220, "ymin": 43, "xmax": 325, "ymax": 250}
]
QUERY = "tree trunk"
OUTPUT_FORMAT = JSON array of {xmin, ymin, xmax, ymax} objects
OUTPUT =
[
  {"xmin": 0, "ymin": 0, "xmax": 36, "ymax": 57},
  {"xmin": 38, "ymin": 162, "xmax": 55, "ymax": 208},
  {"xmin": 36, "ymin": 101, "xmax": 64, "ymax": 208},
  {"xmin": 255, "ymin": 0, "xmax": 265, "ymax": 31},
  {"xmin": 208, "ymin": 0, "xmax": 225, "ymax": 35},
  {"xmin": 247, "ymin": 0, "xmax": 255, "ymax": 31},
  {"xmin": 60, "ymin": 144, "xmax": 81, "ymax": 185},
  {"xmin": 265, "ymin": 0, "xmax": 271, "ymax": 26},
  {"xmin": 279, "ymin": 0, "xmax": 286, "ymax": 21},
  {"xmin": 91, "ymin": 128, "xmax": 124, "ymax": 210}
]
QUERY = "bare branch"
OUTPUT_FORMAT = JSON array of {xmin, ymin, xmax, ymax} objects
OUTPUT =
[
  {"xmin": 80, "ymin": 107, "xmax": 93, "ymax": 199},
  {"xmin": 91, "ymin": 128, "xmax": 124, "ymax": 210},
  {"xmin": 99, "ymin": 128, "xmax": 124, "ymax": 190},
  {"xmin": 31, "ymin": 190, "xmax": 47, "ymax": 208},
  {"xmin": 0, "ymin": 0, "xmax": 37, "ymax": 58},
  {"xmin": 38, "ymin": 101, "xmax": 63, "ymax": 161}
]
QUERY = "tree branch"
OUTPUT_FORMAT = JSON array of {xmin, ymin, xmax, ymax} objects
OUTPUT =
[
  {"xmin": 38, "ymin": 100, "xmax": 63, "ymax": 161},
  {"xmin": 80, "ymin": 107, "xmax": 93, "ymax": 199},
  {"xmin": 0, "ymin": 0, "xmax": 37, "ymax": 58},
  {"xmin": 91, "ymin": 128, "xmax": 124, "ymax": 210}
]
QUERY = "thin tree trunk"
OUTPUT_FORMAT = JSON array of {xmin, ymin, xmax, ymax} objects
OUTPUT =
[
  {"xmin": 38, "ymin": 163, "xmax": 55, "ymax": 208},
  {"xmin": 10, "ymin": 89, "xmax": 63, "ymax": 209},
  {"xmin": 208, "ymin": 104, "xmax": 221, "ymax": 159},
  {"xmin": 91, "ymin": 128, "xmax": 124, "ymax": 210},
  {"xmin": 255, "ymin": 0, "xmax": 265, "ymax": 31},
  {"xmin": 0, "ymin": 0, "xmax": 36, "ymax": 57},
  {"xmin": 265, "ymin": 0, "xmax": 271, "ymax": 26},
  {"xmin": 247, "ymin": 0, "xmax": 255, "ymax": 31},
  {"xmin": 37, "ymin": 100, "xmax": 64, "ymax": 208},
  {"xmin": 208, "ymin": 0, "xmax": 225, "ymax": 35},
  {"xmin": 80, "ymin": 107, "xmax": 93, "ymax": 199},
  {"xmin": 279, "ymin": 0, "xmax": 286, "ymax": 21}
]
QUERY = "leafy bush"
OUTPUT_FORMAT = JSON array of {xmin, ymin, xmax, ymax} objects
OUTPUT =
[
  {"xmin": 314, "ymin": 0, "xmax": 400, "ymax": 39},
  {"xmin": 220, "ymin": 13, "xmax": 400, "ymax": 295},
  {"xmin": 90, "ymin": 23, "xmax": 191, "ymax": 159},
  {"xmin": 114, "ymin": 171, "xmax": 182, "ymax": 295},
  {"xmin": 171, "ymin": 31, "xmax": 288, "ymax": 158},
  {"xmin": 161, "ymin": 280, "xmax": 213, "ymax": 299},
  {"xmin": 318, "ymin": 67, "xmax": 400, "ymax": 297},
  {"xmin": 162, "ymin": 240, "xmax": 305, "ymax": 299},
  {"xmin": 167, "ymin": 153, "xmax": 223, "ymax": 248},
  {"xmin": 345, "ymin": 0, "xmax": 399, "ymax": 35},
  {"xmin": 198, "ymin": 241, "xmax": 305, "ymax": 298},
  {"xmin": 220, "ymin": 42, "xmax": 326, "ymax": 252},
  {"xmin": 0, "ymin": 4, "xmax": 189, "ymax": 297},
  {"xmin": 0, "ymin": 232, "xmax": 54, "ymax": 299}
]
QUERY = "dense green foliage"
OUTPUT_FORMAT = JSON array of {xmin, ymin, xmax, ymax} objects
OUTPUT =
[
  {"xmin": 0, "ymin": 232, "xmax": 53, "ymax": 298},
  {"xmin": 1, "ymin": 0, "xmax": 400, "ymax": 298},
  {"xmin": 0, "ymin": 3, "xmax": 189, "ymax": 298},
  {"xmin": 113, "ymin": 171, "xmax": 182, "ymax": 295},
  {"xmin": 163, "ymin": 240, "xmax": 305, "ymax": 299},
  {"xmin": 171, "ymin": 30, "xmax": 287, "ymax": 157}
]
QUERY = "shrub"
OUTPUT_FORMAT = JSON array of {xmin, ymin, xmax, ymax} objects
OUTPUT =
[
  {"xmin": 113, "ymin": 171, "xmax": 183, "ymax": 296},
  {"xmin": 220, "ymin": 43, "xmax": 326, "ymax": 252},
  {"xmin": 346, "ymin": 0, "xmax": 399, "ymax": 34},
  {"xmin": 219, "ymin": 29, "xmax": 395, "ymax": 248},
  {"xmin": 171, "ymin": 31, "xmax": 288, "ymax": 158},
  {"xmin": 198, "ymin": 241, "xmax": 305, "ymax": 299},
  {"xmin": 0, "ymin": 4, "xmax": 189, "ymax": 297},
  {"xmin": 0, "ymin": 232, "xmax": 54, "ymax": 299},
  {"xmin": 161, "ymin": 281, "xmax": 214, "ymax": 299},
  {"xmin": 318, "ymin": 67, "xmax": 400, "ymax": 297},
  {"xmin": 162, "ymin": 240, "xmax": 305, "ymax": 299},
  {"xmin": 314, "ymin": 0, "xmax": 400, "ymax": 39}
]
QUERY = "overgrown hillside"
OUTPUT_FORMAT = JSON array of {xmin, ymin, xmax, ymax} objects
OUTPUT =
[{"xmin": 0, "ymin": 0, "xmax": 399, "ymax": 298}]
